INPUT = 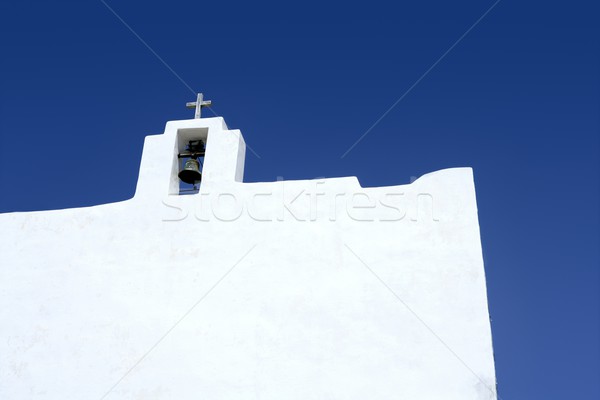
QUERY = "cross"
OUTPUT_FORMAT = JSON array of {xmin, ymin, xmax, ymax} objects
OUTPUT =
[{"xmin": 186, "ymin": 93, "xmax": 212, "ymax": 119}]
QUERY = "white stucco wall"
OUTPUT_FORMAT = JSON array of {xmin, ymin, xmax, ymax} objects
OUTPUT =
[{"xmin": 0, "ymin": 117, "xmax": 497, "ymax": 399}]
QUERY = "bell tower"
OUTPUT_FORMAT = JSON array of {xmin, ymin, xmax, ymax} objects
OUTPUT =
[{"xmin": 133, "ymin": 100, "xmax": 246, "ymax": 199}]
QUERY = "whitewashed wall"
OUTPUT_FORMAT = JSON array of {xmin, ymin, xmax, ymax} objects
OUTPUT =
[{"xmin": 0, "ymin": 118, "xmax": 497, "ymax": 399}]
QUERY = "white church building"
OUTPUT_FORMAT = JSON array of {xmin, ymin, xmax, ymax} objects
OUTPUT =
[{"xmin": 0, "ymin": 102, "xmax": 497, "ymax": 399}]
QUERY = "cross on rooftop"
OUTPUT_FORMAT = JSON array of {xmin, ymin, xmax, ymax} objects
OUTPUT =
[{"xmin": 186, "ymin": 93, "xmax": 212, "ymax": 119}]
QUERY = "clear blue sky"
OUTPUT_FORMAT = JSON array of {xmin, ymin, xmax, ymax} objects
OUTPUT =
[{"xmin": 1, "ymin": 1, "xmax": 598, "ymax": 398}]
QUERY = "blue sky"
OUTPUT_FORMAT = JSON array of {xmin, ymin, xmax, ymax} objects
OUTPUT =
[{"xmin": 0, "ymin": 0, "xmax": 598, "ymax": 397}]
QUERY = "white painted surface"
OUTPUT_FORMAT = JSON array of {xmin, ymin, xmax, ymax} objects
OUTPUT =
[{"xmin": 0, "ymin": 118, "xmax": 496, "ymax": 399}]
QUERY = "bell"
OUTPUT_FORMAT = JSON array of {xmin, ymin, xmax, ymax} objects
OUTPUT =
[{"xmin": 178, "ymin": 159, "xmax": 202, "ymax": 184}]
